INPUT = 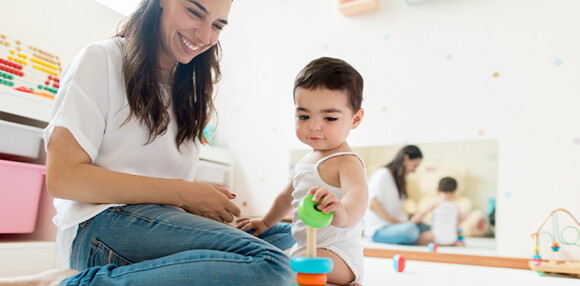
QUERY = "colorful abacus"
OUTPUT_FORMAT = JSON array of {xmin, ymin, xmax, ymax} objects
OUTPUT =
[
  {"xmin": 0, "ymin": 33, "xmax": 61, "ymax": 99},
  {"xmin": 291, "ymin": 194, "xmax": 334, "ymax": 286}
]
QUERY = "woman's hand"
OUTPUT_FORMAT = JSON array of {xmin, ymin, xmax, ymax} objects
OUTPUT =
[
  {"xmin": 308, "ymin": 186, "xmax": 347, "ymax": 227},
  {"xmin": 235, "ymin": 217, "xmax": 270, "ymax": 237},
  {"xmin": 178, "ymin": 182, "xmax": 241, "ymax": 224}
]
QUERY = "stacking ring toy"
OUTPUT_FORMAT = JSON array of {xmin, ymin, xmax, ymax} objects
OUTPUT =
[
  {"xmin": 290, "ymin": 256, "xmax": 334, "ymax": 274},
  {"xmin": 297, "ymin": 194, "xmax": 334, "ymax": 228},
  {"xmin": 296, "ymin": 273, "xmax": 327, "ymax": 285}
]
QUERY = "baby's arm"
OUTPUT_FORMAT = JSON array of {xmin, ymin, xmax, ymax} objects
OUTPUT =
[
  {"xmin": 236, "ymin": 181, "xmax": 293, "ymax": 236},
  {"xmin": 410, "ymin": 201, "xmax": 439, "ymax": 224},
  {"xmin": 311, "ymin": 155, "xmax": 368, "ymax": 228},
  {"xmin": 458, "ymin": 209, "xmax": 468, "ymax": 225}
]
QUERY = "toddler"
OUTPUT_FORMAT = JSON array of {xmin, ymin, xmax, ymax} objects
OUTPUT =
[
  {"xmin": 236, "ymin": 57, "xmax": 368, "ymax": 285},
  {"xmin": 411, "ymin": 176, "xmax": 464, "ymax": 246}
]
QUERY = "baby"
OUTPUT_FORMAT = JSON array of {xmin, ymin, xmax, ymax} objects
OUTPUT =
[
  {"xmin": 411, "ymin": 176, "xmax": 464, "ymax": 246},
  {"xmin": 237, "ymin": 57, "xmax": 368, "ymax": 285}
]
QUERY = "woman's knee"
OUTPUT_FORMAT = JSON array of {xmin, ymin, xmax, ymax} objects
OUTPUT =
[
  {"xmin": 372, "ymin": 223, "xmax": 420, "ymax": 245},
  {"xmin": 268, "ymin": 249, "xmax": 296, "ymax": 285},
  {"xmin": 400, "ymin": 223, "xmax": 420, "ymax": 244}
]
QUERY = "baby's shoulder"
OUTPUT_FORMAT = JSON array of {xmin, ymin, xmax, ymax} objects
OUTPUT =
[{"xmin": 318, "ymin": 152, "xmax": 362, "ymax": 169}]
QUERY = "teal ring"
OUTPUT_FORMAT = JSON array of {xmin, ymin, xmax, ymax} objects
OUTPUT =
[{"xmin": 290, "ymin": 256, "xmax": 333, "ymax": 274}]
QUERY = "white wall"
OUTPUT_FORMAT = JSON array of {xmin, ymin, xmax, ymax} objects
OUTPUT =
[
  {"xmin": 2, "ymin": 0, "xmax": 578, "ymax": 259},
  {"xmin": 216, "ymin": 0, "xmax": 580, "ymax": 258}
]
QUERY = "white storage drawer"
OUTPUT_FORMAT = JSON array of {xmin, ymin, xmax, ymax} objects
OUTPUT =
[{"xmin": 0, "ymin": 120, "xmax": 44, "ymax": 159}]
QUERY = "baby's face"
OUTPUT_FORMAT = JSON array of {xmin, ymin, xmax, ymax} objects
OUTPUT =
[{"xmin": 294, "ymin": 87, "xmax": 361, "ymax": 151}]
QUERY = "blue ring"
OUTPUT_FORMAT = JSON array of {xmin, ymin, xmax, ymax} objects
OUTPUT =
[{"xmin": 290, "ymin": 256, "xmax": 333, "ymax": 274}]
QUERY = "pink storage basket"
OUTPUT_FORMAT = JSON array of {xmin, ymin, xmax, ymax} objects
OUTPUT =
[{"xmin": 0, "ymin": 159, "xmax": 45, "ymax": 233}]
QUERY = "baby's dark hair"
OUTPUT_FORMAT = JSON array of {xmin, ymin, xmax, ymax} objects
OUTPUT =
[
  {"xmin": 293, "ymin": 57, "xmax": 363, "ymax": 112},
  {"xmin": 438, "ymin": 177, "xmax": 458, "ymax": 193}
]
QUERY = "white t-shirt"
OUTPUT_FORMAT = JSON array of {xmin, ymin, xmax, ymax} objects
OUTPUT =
[
  {"xmin": 432, "ymin": 200, "xmax": 459, "ymax": 245},
  {"xmin": 43, "ymin": 37, "xmax": 200, "ymax": 267},
  {"xmin": 363, "ymin": 167, "xmax": 408, "ymax": 237}
]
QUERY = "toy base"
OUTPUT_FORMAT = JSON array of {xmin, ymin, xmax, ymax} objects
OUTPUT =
[{"xmin": 528, "ymin": 260, "xmax": 580, "ymax": 278}]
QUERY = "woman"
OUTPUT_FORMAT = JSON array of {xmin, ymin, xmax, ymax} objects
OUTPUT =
[
  {"xmin": 364, "ymin": 145, "xmax": 434, "ymax": 245},
  {"xmin": 0, "ymin": 1, "xmax": 295, "ymax": 285}
]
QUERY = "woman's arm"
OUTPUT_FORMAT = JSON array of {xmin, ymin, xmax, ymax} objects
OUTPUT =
[
  {"xmin": 369, "ymin": 197, "xmax": 402, "ymax": 224},
  {"xmin": 410, "ymin": 201, "xmax": 439, "ymax": 224},
  {"xmin": 366, "ymin": 167, "xmax": 406, "ymax": 224},
  {"xmin": 46, "ymin": 127, "xmax": 241, "ymax": 223}
]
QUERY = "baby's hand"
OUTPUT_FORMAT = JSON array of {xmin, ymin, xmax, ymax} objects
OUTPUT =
[
  {"xmin": 308, "ymin": 187, "xmax": 342, "ymax": 215},
  {"xmin": 235, "ymin": 217, "xmax": 269, "ymax": 237}
]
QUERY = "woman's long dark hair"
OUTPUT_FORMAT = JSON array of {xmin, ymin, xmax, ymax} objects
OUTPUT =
[
  {"xmin": 117, "ymin": 0, "xmax": 220, "ymax": 147},
  {"xmin": 386, "ymin": 145, "xmax": 423, "ymax": 199}
]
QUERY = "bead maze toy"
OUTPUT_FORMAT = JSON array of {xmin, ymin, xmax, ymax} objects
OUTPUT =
[
  {"xmin": 290, "ymin": 194, "xmax": 334, "ymax": 285},
  {"xmin": 0, "ymin": 33, "xmax": 61, "ymax": 99},
  {"xmin": 529, "ymin": 208, "xmax": 580, "ymax": 278}
]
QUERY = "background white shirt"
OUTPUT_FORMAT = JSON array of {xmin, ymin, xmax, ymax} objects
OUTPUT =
[{"xmin": 363, "ymin": 167, "xmax": 408, "ymax": 237}]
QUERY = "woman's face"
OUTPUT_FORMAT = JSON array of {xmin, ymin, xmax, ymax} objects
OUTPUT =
[
  {"xmin": 404, "ymin": 157, "xmax": 422, "ymax": 175},
  {"xmin": 158, "ymin": 0, "xmax": 231, "ymax": 70}
]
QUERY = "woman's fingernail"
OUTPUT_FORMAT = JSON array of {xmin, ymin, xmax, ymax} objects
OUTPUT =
[{"xmin": 232, "ymin": 193, "xmax": 237, "ymax": 197}]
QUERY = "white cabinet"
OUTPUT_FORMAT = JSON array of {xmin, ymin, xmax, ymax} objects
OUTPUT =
[{"xmin": 0, "ymin": 89, "xmax": 57, "ymax": 275}]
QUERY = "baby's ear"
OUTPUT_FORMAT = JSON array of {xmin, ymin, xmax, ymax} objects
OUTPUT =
[{"xmin": 351, "ymin": 108, "xmax": 364, "ymax": 129}]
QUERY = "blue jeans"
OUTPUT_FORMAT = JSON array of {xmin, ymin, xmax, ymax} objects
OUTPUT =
[
  {"xmin": 372, "ymin": 222, "xmax": 431, "ymax": 245},
  {"xmin": 60, "ymin": 204, "xmax": 296, "ymax": 285}
]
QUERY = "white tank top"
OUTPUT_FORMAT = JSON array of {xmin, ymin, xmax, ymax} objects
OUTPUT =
[
  {"xmin": 289, "ymin": 152, "xmax": 365, "ymax": 258},
  {"xmin": 432, "ymin": 200, "xmax": 459, "ymax": 245}
]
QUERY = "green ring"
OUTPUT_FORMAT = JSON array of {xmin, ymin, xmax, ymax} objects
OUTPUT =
[{"xmin": 297, "ymin": 194, "xmax": 334, "ymax": 228}]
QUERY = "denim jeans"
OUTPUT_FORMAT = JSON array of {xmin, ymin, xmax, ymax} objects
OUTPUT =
[
  {"xmin": 59, "ymin": 204, "xmax": 296, "ymax": 285},
  {"xmin": 371, "ymin": 222, "xmax": 431, "ymax": 245}
]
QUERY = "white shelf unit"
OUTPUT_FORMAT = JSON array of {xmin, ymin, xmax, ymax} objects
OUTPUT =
[{"xmin": 0, "ymin": 88, "xmax": 57, "ymax": 275}]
